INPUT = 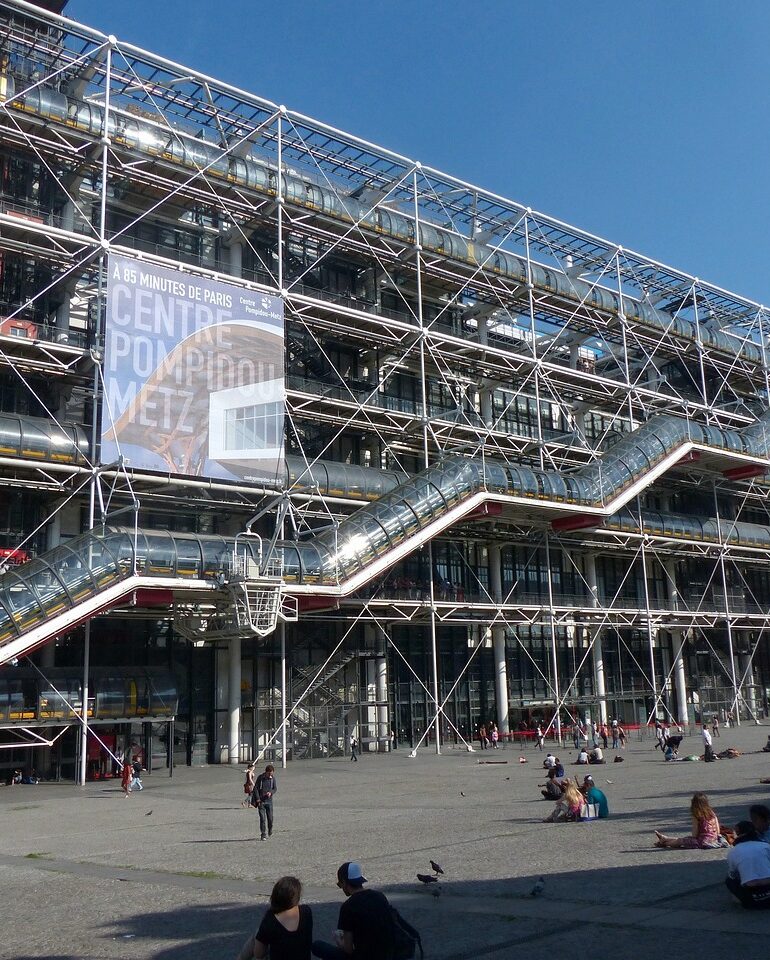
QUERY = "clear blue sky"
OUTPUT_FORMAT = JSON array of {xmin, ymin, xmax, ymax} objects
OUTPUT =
[{"xmin": 67, "ymin": 0, "xmax": 770, "ymax": 304}]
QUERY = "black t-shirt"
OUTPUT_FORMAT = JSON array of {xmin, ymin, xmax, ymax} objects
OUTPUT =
[
  {"xmin": 338, "ymin": 889, "xmax": 394, "ymax": 960},
  {"xmin": 255, "ymin": 904, "xmax": 312, "ymax": 960}
]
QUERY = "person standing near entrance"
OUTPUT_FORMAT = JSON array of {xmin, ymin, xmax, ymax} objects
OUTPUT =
[
  {"xmin": 254, "ymin": 764, "xmax": 277, "ymax": 840},
  {"xmin": 350, "ymin": 735, "xmax": 359, "ymax": 762},
  {"xmin": 702, "ymin": 724, "xmax": 716, "ymax": 762}
]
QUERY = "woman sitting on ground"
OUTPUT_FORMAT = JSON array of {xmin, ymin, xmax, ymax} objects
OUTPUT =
[
  {"xmin": 237, "ymin": 876, "xmax": 312, "ymax": 960},
  {"xmin": 654, "ymin": 792, "xmax": 723, "ymax": 849},
  {"xmin": 553, "ymin": 757, "xmax": 565, "ymax": 778},
  {"xmin": 543, "ymin": 780, "xmax": 583, "ymax": 822},
  {"xmin": 576, "ymin": 747, "xmax": 589, "ymax": 764}
]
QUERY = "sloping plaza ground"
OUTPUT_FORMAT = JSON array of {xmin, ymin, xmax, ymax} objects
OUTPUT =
[{"xmin": 2, "ymin": 725, "xmax": 769, "ymax": 959}]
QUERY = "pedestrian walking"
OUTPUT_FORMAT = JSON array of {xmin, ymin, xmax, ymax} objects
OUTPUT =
[
  {"xmin": 242, "ymin": 762, "xmax": 256, "ymax": 808},
  {"xmin": 611, "ymin": 719, "xmax": 619, "ymax": 749},
  {"xmin": 254, "ymin": 764, "xmax": 278, "ymax": 840},
  {"xmin": 478, "ymin": 724, "xmax": 488, "ymax": 750},
  {"xmin": 120, "ymin": 757, "xmax": 132, "ymax": 798},
  {"xmin": 350, "ymin": 735, "xmax": 359, "ymax": 762},
  {"xmin": 130, "ymin": 756, "xmax": 144, "ymax": 791},
  {"xmin": 618, "ymin": 725, "xmax": 627, "ymax": 749},
  {"xmin": 702, "ymin": 724, "xmax": 716, "ymax": 762},
  {"xmin": 712, "ymin": 715, "xmax": 720, "ymax": 738},
  {"xmin": 536, "ymin": 724, "xmax": 544, "ymax": 751},
  {"xmin": 490, "ymin": 723, "xmax": 499, "ymax": 749}
]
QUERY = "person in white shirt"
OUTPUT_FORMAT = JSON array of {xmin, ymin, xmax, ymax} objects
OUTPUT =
[
  {"xmin": 702, "ymin": 725, "xmax": 716, "ymax": 762},
  {"xmin": 726, "ymin": 821, "xmax": 770, "ymax": 909},
  {"xmin": 543, "ymin": 752, "xmax": 556, "ymax": 770}
]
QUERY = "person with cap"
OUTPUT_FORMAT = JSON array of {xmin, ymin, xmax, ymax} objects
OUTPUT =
[
  {"xmin": 725, "ymin": 821, "xmax": 770, "ymax": 909},
  {"xmin": 581, "ymin": 775, "xmax": 609, "ymax": 818},
  {"xmin": 311, "ymin": 861, "xmax": 395, "ymax": 960},
  {"xmin": 253, "ymin": 764, "xmax": 278, "ymax": 841}
]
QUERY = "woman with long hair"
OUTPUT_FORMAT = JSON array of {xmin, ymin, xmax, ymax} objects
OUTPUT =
[
  {"xmin": 237, "ymin": 876, "xmax": 312, "ymax": 960},
  {"xmin": 654, "ymin": 792, "xmax": 722, "ymax": 849},
  {"xmin": 543, "ymin": 780, "xmax": 584, "ymax": 822}
]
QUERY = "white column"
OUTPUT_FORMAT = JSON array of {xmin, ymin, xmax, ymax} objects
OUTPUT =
[
  {"xmin": 665, "ymin": 559, "xmax": 688, "ymax": 726},
  {"xmin": 488, "ymin": 543, "xmax": 509, "ymax": 734},
  {"xmin": 228, "ymin": 635, "xmax": 241, "ymax": 764},
  {"xmin": 584, "ymin": 553, "xmax": 607, "ymax": 723},
  {"xmin": 741, "ymin": 653, "xmax": 758, "ymax": 721},
  {"xmin": 376, "ymin": 655, "xmax": 388, "ymax": 751}
]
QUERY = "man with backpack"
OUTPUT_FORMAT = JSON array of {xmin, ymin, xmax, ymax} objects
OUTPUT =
[{"xmin": 312, "ymin": 861, "xmax": 421, "ymax": 960}]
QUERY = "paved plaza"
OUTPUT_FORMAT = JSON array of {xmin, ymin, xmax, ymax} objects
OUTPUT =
[{"xmin": 2, "ymin": 725, "xmax": 770, "ymax": 959}]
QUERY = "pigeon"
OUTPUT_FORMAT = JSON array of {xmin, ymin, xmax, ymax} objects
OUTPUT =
[
  {"xmin": 417, "ymin": 873, "xmax": 439, "ymax": 884},
  {"xmin": 505, "ymin": 776, "xmax": 510, "ymax": 781},
  {"xmin": 459, "ymin": 791, "xmax": 466, "ymax": 797},
  {"xmin": 605, "ymin": 780, "xmax": 613, "ymax": 784},
  {"xmin": 145, "ymin": 810, "xmax": 153, "ymax": 817},
  {"xmin": 430, "ymin": 860, "xmax": 444, "ymax": 875},
  {"xmin": 530, "ymin": 876, "xmax": 545, "ymax": 897}
]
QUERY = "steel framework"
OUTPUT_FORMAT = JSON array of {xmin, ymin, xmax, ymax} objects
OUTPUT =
[{"xmin": 0, "ymin": 0, "xmax": 768, "ymax": 776}]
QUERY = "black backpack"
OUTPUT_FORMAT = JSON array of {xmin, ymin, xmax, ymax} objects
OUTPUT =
[{"xmin": 391, "ymin": 906, "xmax": 423, "ymax": 960}]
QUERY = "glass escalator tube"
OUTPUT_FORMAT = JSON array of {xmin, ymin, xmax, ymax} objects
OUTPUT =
[{"xmin": 482, "ymin": 462, "xmax": 509, "ymax": 494}]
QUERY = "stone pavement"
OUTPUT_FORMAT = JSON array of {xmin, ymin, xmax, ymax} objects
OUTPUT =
[{"xmin": 2, "ymin": 725, "xmax": 769, "ymax": 959}]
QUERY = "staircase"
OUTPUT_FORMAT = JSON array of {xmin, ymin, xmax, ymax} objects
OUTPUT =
[{"xmin": 290, "ymin": 649, "xmax": 360, "ymax": 759}]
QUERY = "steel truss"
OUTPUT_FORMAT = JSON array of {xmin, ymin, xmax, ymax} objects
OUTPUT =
[{"xmin": 0, "ymin": 0, "xmax": 768, "ymax": 775}]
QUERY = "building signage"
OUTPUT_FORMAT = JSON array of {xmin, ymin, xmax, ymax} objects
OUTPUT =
[{"xmin": 102, "ymin": 255, "xmax": 284, "ymax": 482}]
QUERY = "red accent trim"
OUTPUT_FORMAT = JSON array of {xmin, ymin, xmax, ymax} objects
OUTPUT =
[
  {"xmin": 552, "ymin": 514, "xmax": 600, "ymax": 533},
  {"xmin": 133, "ymin": 589, "xmax": 174, "ymax": 606},
  {"xmin": 723, "ymin": 464, "xmax": 767, "ymax": 481},
  {"xmin": 297, "ymin": 596, "xmax": 340, "ymax": 614}
]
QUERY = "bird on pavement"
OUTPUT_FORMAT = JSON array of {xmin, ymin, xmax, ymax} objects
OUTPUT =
[
  {"xmin": 145, "ymin": 810, "xmax": 153, "ymax": 817},
  {"xmin": 518, "ymin": 756, "xmax": 528, "ymax": 763},
  {"xmin": 530, "ymin": 876, "xmax": 545, "ymax": 897},
  {"xmin": 417, "ymin": 874, "xmax": 439, "ymax": 884},
  {"xmin": 459, "ymin": 791, "xmax": 465, "ymax": 797},
  {"xmin": 430, "ymin": 860, "xmax": 444, "ymax": 875}
]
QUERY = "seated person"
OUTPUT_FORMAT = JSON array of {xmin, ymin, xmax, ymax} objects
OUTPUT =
[
  {"xmin": 543, "ymin": 752, "xmax": 556, "ymax": 770},
  {"xmin": 539, "ymin": 768, "xmax": 564, "ymax": 800},
  {"xmin": 553, "ymin": 758, "xmax": 565, "ymax": 778},
  {"xmin": 576, "ymin": 748, "xmax": 589, "ymax": 765},
  {"xmin": 761, "ymin": 734, "xmax": 770, "ymax": 753},
  {"xmin": 654, "ymin": 792, "xmax": 723, "ymax": 849},
  {"xmin": 543, "ymin": 781, "xmax": 583, "ymax": 823},
  {"xmin": 581, "ymin": 775, "xmax": 609, "ymax": 818},
  {"xmin": 750, "ymin": 804, "xmax": 770, "ymax": 844},
  {"xmin": 664, "ymin": 742, "xmax": 679, "ymax": 761},
  {"xmin": 588, "ymin": 746, "xmax": 605, "ymax": 764},
  {"xmin": 726, "ymin": 821, "xmax": 770, "ymax": 909}
]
